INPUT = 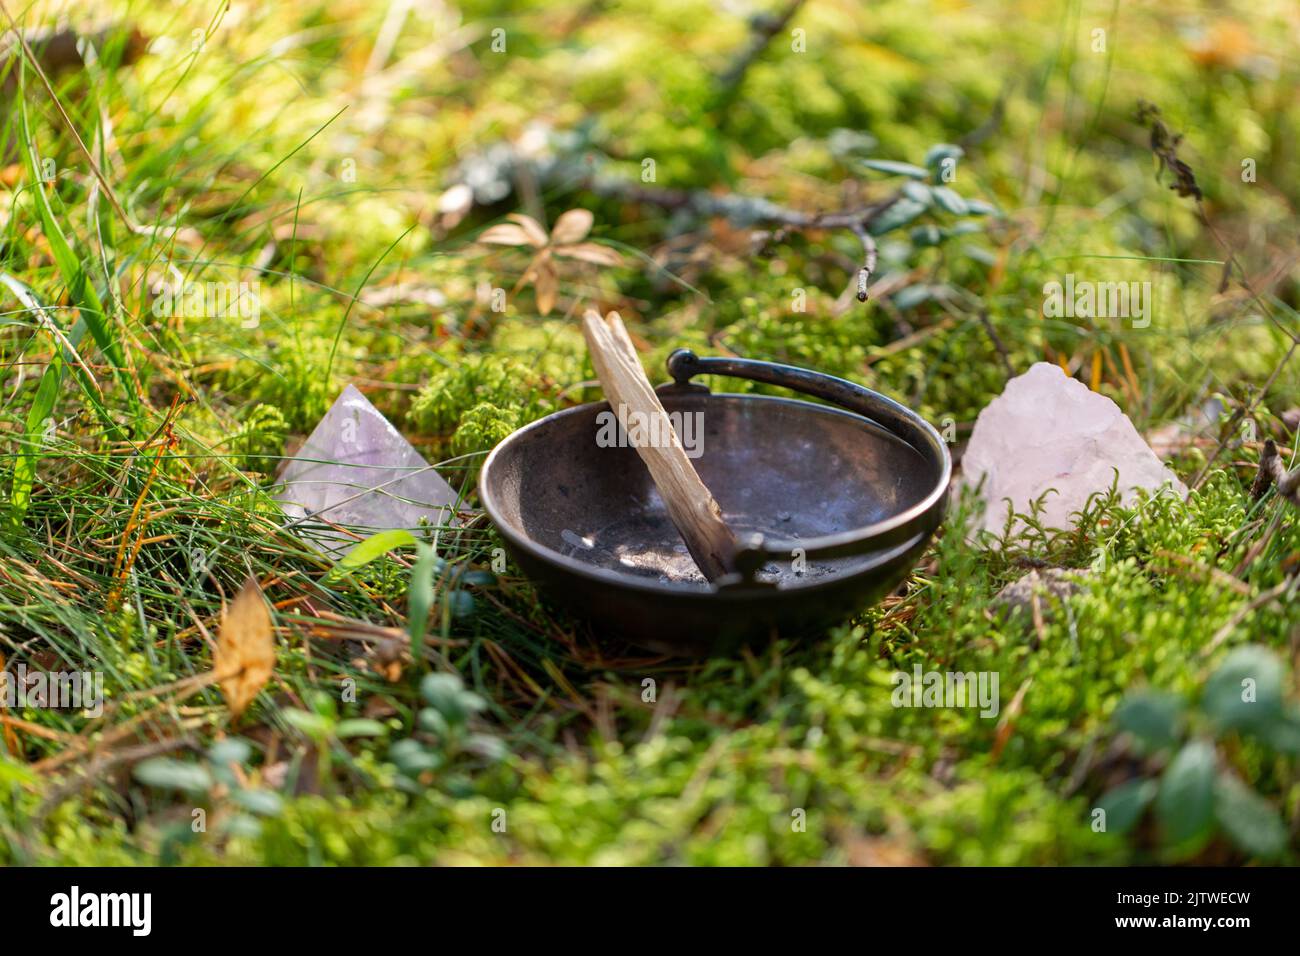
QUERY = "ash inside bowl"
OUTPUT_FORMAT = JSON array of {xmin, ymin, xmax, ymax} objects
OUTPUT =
[{"xmin": 559, "ymin": 513, "xmax": 848, "ymax": 588}]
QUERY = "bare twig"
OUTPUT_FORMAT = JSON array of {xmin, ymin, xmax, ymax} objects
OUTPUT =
[
  {"xmin": 594, "ymin": 176, "xmax": 902, "ymax": 301},
  {"xmin": 1190, "ymin": 342, "xmax": 1296, "ymax": 491},
  {"xmin": 34, "ymin": 735, "xmax": 196, "ymax": 823},
  {"xmin": 713, "ymin": 0, "xmax": 806, "ymax": 105},
  {"xmin": 979, "ymin": 309, "xmax": 1015, "ymax": 377},
  {"xmin": 1251, "ymin": 439, "xmax": 1300, "ymax": 505},
  {"xmin": 849, "ymin": 223, "xmax": 877, "ymax": 301},
  {"xmin": 1232, "ymin": 439, "xmax": 1299, "ymax": 576},
  {"xmin": 1155, "ymin": 549, "xmax": 1251, "ymax": 595}
]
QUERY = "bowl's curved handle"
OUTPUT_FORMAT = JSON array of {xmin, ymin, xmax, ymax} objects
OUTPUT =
[{"xmin": 662, "ymin": 349, "xmax": 953, "ymax": 585}]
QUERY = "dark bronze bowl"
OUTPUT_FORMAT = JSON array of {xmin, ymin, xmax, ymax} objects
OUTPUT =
[{"xmin": 479, "ymin": 350, "xmax": 951, "ymax": 655}]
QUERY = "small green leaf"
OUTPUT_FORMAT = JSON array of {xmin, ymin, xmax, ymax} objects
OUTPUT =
[
  {"xmin": 222, "ymin": 813, "xmax": 263, "ymax": 839},
  {"xmin": 309, "ymin": 690, "xmax": 338, "ymax": 719},
  {"xmin": 418, "ymin": 706, "xmax": 450, "ymax": 737},
  {"xmin": 282, "ymin": 709, "xmax": 332, "ymax": 740},
  {"xmin": 331, "ymin": 529, "xmax": 418, "ymax": 577},
  {"xmin": 421, "ymin": 673, "xmax": 468, "ymax": 721},
  {"xmin": 336, "ymin": 718, "xmax": 388, "ymax": 739},
  {"xmin": 892, "ymin": 284, "xmax": 945, "ymax": 309},
  {"xmin": 901, "ymin": 180, "xmax": 933, "ymax": 205},
  {"xmin": 207, "ymin": 738, "xmax": 252, "ymax": 767},
  {"xmin": 232, "ymin": 788, "xmax": 284, "ymax": 817},
  {"xmin": 963, "ymin": 199, "xmax": 999, "ymax": 216},
  {"xmin": 390, "ymin": 738, "xmax": 443, "ymax": 774},
  {"xmin": 207, "ymin": 738, "xmax": 251, "ymax": 787},
  {"xmin": 445, "ymin": 590, "xmax": 475, "ymax": 619},
  {"xmin": 1096, "ymin": 779, "xmax": 1156, "ymax": 835},
  {"xmin": 909, "ymin": 225, "xmax": 944, "ymax": 248},
  {"xmin": 1114, "ymin": 691, "xmax": 1185, "ymax": 753},
  {"xmin": 1202, "ymin": 644, "xmax": 1283, "ymax": 732},
  {"xmin": 868, "ymin": 197, "xmax": 928, "ymax": 236},
  {"xmin": 465, "ymin": 733, "xmax": 508, "ymax": 761},
  {"xmin": 860, "ymin": 158, "xmax": 929, "ymax": 179},
  {"xmin": 1213, "ymin": 773, "xmax": 1286, "ymax": 860},
  {"xmin": 1155, "ymin": 740, "xmax": 1216, "ymax": 847},
  {"xmin": 1262, "ymin": 707, "xmax": 1300, "ymax": 755},
  {"xmin": 929, "ymin": 185, "xmax": 969, "ymax": 215},
  {"xmin": 923, "ymin": 143, "xmax": 964, "ymax": 173},
  {"xmin": 408, "ymin": 544, "xmax": 439, "ymax": 654},
  {"xmin": 826, "ymin": 128, "xmax": 878, "ymax": 158},
  {"xmin": 134, "ymin": 758, "xmax": 213, "ymax": 795}
]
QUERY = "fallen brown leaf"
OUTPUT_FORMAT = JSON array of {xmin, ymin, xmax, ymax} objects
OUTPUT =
[{"xmin": 215, "ymin": 576, "xmax": 275, "ymax": 718}]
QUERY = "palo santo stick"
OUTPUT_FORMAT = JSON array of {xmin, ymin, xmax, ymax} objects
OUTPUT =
[{"xmin": 582, "ymin": 310, "xmax": 738, "ymax": 581}]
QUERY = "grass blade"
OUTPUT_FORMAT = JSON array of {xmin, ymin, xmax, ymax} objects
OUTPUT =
[{"xmin": 18, "ymin": 72, "xmax": 139, "ymax": 433}]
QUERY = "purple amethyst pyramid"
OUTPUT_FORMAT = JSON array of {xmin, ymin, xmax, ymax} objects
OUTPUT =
[{"xmin": 276, "ymin": 385, "xmax": 461, "ymax": 551}]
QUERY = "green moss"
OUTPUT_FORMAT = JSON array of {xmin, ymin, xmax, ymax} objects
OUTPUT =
[
  {"xmin": 450, "ymin": 402, "xmax": 522, "ymax": 460},
  {"xmin": 408, "ymin": 354, "xmax": 546, "ymax": 438}
]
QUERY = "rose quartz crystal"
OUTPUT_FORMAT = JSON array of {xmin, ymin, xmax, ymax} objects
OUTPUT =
[{"xmin": 962, "ymin": 363, "xmax": 1186, "ymax": 537}]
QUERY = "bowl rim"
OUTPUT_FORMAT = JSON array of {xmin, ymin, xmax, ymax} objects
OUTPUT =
[{"xmin": 478, "ymin": 390, "xmax": 950, "ymax": 595}]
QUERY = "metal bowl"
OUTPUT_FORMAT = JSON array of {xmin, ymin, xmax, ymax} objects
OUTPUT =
[{"xmin": 479, "ymin": 350, "xmax": 951, "ymax": 655}]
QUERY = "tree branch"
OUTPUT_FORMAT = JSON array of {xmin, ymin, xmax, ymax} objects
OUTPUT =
[
  {"xmin": 588, "ymin": 176, "xmax": 901, "ymax": 301},
  {"xmin": 1251, "ymin": 439, "xmax": 1300, "ymax": 506},
  {"xmin": 713, "ymin": 0, "xmax": 806, "ymax": 107}
]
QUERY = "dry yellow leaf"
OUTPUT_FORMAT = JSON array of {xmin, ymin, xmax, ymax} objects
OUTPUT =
[{"xmin": 215, "ymin": 576, "xmax": 275, "ymax": 718}]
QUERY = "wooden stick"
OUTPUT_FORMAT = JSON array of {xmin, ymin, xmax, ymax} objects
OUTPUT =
[{"xmin": 582, "ymin": 310, "xmax": 738, "ymax": 581}]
